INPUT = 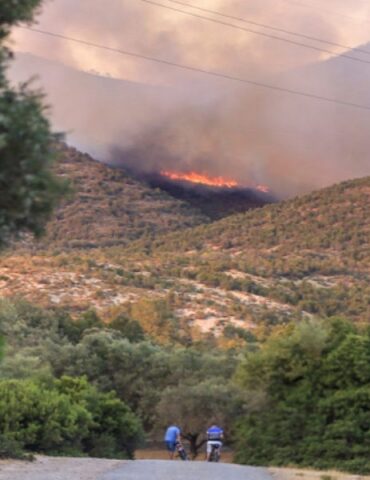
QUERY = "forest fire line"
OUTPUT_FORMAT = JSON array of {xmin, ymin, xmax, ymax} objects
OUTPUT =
[
  {"xmin": 161, "ymin": 170, "xmax": 270, "ymax": 193},
  {"xmin": 161, "ymin": 170, "xmax": 238, "ymax": 188}
]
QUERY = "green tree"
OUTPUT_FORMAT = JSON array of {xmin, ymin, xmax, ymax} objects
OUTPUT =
[
  {"xmin": 55, "ymin": 376, "xmax": 143, "ymax": 458},
  {"xmin": 0, "ymin": 378, "xmax": 92, "ymax": 455},
  {"xmin": 0, "ymin": 376, "xmax": 143, "ymax": 458},
  {"xmin": 58, "ymin": 310, "xmax": 104, "ymax": 344},
  {"xmin": 156, "ymin": 380, "xmax": 243, "ymax": 458},
  {"xmin": 0, "ymin": 0, "xmax": 66, "ymax": 248},
  {"xmin": 108, "ymin": 314, "xmax": 145, "ymax": 343},
  {"xmin": 234, "ymin": 318, "xmax": 370, "ymax": 473}
]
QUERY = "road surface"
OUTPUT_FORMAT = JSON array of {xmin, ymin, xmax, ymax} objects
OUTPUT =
[
  {"xmin": 101, "ymin": 460, "xmax": 274, "ymax": 480},
  {"xmin": 0, "ymin": 457, "xmax": 274, "ymax": 480}
]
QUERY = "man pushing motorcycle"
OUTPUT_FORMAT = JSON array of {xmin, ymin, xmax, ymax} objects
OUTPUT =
[{"xmin": 206, "ymin": 424, "xmax": 224, "ymax": 462}]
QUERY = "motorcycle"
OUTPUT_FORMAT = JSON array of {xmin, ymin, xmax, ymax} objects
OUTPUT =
[
  {"xmin": 208, "ymin": 444, "xmax": 220, "ymax": 462},
  {"xmin": 175, "ymin": 440, "xmax": 188, "ymax": 460}
]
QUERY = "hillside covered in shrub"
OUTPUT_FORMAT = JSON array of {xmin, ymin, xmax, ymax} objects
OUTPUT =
[
  {"xmin": 123, "ymin": 175, "xmax": 369, "ymax": 325},
  {"xmin": 35, "ymin": 143, "xmax": 209, "ymax": 249},
  {"xmin": 1, "ymin": 175, "xmax": 368, "ymax": 341}
]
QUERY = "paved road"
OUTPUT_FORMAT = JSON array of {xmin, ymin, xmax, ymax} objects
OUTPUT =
[{"xmin": 101, "ymin": 460, "xmax": 274, "ymax": 480}]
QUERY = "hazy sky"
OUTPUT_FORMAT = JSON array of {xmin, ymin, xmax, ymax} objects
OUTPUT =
[
  {"xmin": 12, "ymin": 0, "xmax": 370, "ymax": 83},
  {"xmin": 9, "ymin": 0, "xmax": 370, "ymax": 196}
]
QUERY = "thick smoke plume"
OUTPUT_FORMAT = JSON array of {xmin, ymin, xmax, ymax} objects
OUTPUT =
[{"xmin": 9, "ymin": 0, "xmax": 370, "ymax": 197}]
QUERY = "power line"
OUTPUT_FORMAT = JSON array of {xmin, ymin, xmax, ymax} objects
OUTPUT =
[
  {"xmin": 19, "ymin": 26, "xmax": 370, "ymax": 112},
  {"xmin": 283, "ymin": 0, "xmax": 370, "ymax": 24},
  {"xmin": 139, "ymin": 0, "xmax": 370, "ymax": 66},
  {"xmin": 162, "ymin": 0, "xmax": 370, "ymax": 57}
]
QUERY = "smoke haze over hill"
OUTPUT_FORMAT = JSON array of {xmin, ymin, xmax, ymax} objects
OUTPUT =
[{"xmin": 9, "ymin": 0, "xmax": 370, "ymax": 197}]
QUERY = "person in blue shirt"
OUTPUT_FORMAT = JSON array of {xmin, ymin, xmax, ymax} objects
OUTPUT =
[
  {"xmin": 206, "ymin": 424, "xmax": 224, "ymax": 461},
  {"xmin": 164, "ymin": 424, "xmax": 181, "ymax": 459}
]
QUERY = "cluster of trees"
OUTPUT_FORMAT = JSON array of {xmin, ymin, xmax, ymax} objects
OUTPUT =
[
  {"xmin": 3, "ymin": 298, "xmax": 370, "ymax": 472},
  {"xmin": 235, "ymin": 318, "xmax": 370, "ymax": 473},
  {"xmin": 0, "ymin": 298, "xmax": 242, "ymax": 458},
  {"xmin": 0, "ymin": 376, "xmax": 142, "ymax": 459},
  {"xmin": 0, "ymin": 302, "xmax": 145, "ymax": 459}
]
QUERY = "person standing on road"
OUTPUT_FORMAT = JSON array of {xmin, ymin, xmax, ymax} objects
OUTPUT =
[
  {"xmin": 206, "ymin": 424, "xmax": 224, "ymax": 461},
  {"xmin": 164, "ymin": 424, "xmax": 181, "ymax": 460}
]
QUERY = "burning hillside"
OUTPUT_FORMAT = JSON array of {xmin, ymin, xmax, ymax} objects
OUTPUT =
[
  {"xmin": 161, "ymin": 170, "xmax": 239, "ymax": 189},
  {"xmin": 142, "ymin": 169, "xmax": 275, "ymax": 220},
  {"xmin": 160, "ymin": 170, "xmax": 270, "ymax": 193}
]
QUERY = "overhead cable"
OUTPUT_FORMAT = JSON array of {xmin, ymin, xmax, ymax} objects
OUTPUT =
[
  {"xmin": 19, "ymin": 26, "xmax": 370, "ymax": 112},
  {"xmin": 283, "ymin": 0, "xmax": 369, "ymax": 24},
  {"xmin": 161, "ymin": 0, "xmax": 370, "ymax": 57},
  {"xmin": 139, "ymin": 0, "xmax": 370, "ymax": 66}
]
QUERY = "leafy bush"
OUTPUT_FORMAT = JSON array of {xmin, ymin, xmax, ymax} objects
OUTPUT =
[
  {"xmin": 234, "ymin": 318, "xmax": 370, "ymax": 473},
  {"xmin": 0, "ymin": 434, "xmax": 28, "ymax": 460},
  {"xmin": 0, "ymin": 376, "xmax": 143, "ymax": 458}
]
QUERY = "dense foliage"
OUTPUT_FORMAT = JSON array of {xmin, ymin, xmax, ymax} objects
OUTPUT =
[
  {"xmin": 0, "ymin": 0, "xmax": 66, "ymax": 248},
  {"xmin": 0, "ymin": 375, "xmax": 142, "ymax": 458},
  {"xmin": 156, "ymin": 380, "xmax": 243, "ymax": 457},
  {"xmin": 0, "ymin": 299, "xmax": 241, "ymax": 457},
  {"xmin": 2, "ymin": 302, "xmax": 370, "ymax": 471},
  {"xmin": 235, "ymin": 318, "xmax": 370, "ymax": 473}
]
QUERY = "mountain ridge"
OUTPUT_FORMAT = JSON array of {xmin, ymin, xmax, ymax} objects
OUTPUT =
[{"xmin": 2, "ymin": 168, "xmax": 368, "ymax": 341}]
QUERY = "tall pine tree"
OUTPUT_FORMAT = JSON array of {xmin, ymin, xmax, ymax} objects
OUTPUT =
[{"xmin": 0, "ymin": 0, "xmax": 66, "ymax": 248}]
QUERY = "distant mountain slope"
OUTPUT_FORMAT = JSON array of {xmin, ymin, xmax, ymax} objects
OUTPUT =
[
  {"xmin": 123, "ymin": 175, "xmax": 369, "ymax": 323},
  {"xmin": 142, "ymin": 174, "xmax": 274, "ymax": 220},
  {"xmin": 2, "ymin": 175, "xmax": 368, "ymax": 340},
  {"xmin": 149, "ymin": 175, "xmax": 369, "ymax": 268},
  {"xmin": 37, "ymin": 143, "xmax": 208, "ymax": 249}
]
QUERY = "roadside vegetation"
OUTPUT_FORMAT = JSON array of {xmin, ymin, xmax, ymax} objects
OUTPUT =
[
  {"xmin": 1, "ymin": 299, "xmax": 370, "ymax": 473},
  {"xmin": 0, "ymin": 376, "xmax": 142, "ymax": 459},
  {"xmin": 0, "ymin": 299, "xmax": 242, "ymax": 459},
  {"xmin": 235, "ymin": 318, "xmax": 370, "ymax": 474}
]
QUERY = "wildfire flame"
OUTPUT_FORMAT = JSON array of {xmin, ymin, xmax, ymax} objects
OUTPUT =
[
  {"xmin": 161, "ymin": 170, "xmax": 238, "ymax": 188},
  {"xmin": 161, "ymin": 170, "xmax": 270, "ymax": 193}
]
